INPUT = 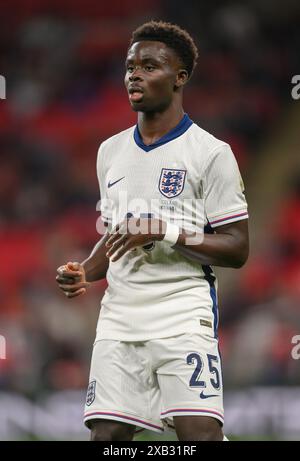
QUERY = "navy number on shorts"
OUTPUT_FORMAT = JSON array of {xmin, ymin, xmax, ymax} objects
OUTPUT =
[
  {"xmin": 207, "ymin": 354, "xmax": 221, "ymax": 390},
  {"xmin": 186, "ymin": 353, "xmax": 206, "ymax": 388},
  {"xmin": 187, "ymin": 353, "xmax": 221, "ymax": 389}
]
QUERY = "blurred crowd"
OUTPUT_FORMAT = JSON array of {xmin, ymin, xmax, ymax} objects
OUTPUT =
[{"xmin": 0, "ymin": 0, "xmax": 300, "ymax": 398}]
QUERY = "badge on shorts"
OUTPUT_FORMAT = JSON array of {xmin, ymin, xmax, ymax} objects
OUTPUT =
[{"xmin": 86, "ymin": 380, "xmax": 96, "ymax": 406}]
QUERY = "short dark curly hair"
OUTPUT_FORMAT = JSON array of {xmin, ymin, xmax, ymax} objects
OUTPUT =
[{"xmin": 129, "ymin": 20, "xmax": 198, "ymax": 78}]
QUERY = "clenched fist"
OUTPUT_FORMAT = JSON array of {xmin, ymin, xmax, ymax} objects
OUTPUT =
[{"xmin": 56, "ymin": 262, "xmax": 90, "ymax": 298}]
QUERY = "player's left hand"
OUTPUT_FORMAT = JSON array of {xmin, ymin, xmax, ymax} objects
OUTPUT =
[{"xmin": 105, "ymin": 217, "xmax": 166, "ymax": 262}]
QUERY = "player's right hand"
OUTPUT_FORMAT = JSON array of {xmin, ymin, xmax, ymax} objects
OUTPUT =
[{"xmin": 56, "ymin": 262, "xmax": 90, "ymax": 298}]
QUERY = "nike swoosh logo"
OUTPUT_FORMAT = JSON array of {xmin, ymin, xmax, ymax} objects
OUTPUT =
[
  {"xmin": 199, "ymin": 391, "xmax": 218, "ymax": 399},
  {"xmin": 108, "ymin": 176, "xmax": 125, "ymax": 188}
]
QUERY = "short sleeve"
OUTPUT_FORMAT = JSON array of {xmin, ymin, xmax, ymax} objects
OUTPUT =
[
  {"xmin": 204, "ymin": 144, "xmax": 248, "ymax": 228},
  {"xmin": 96, "ymin": 143, "xmax": 113, "ymax": 228}
]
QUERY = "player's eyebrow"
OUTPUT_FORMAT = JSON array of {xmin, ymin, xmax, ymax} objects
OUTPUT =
[{"xmin": 125, "ymin": 55, "xmax": 167, "ymax": 66}]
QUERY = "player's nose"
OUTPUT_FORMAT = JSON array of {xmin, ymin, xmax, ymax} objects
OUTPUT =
[{"xmin": 129, "ymin": 69, "xmax": 143, "ymax": 82}]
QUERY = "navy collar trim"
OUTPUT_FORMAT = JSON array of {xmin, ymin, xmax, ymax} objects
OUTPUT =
[{"xmin": 133, "ymin": 113, "xmax": 193, "ymax": 152}]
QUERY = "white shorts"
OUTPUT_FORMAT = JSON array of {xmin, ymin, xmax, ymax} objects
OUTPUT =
[{"xmin": 84, "ymin": 331, "xmax": 224, "ymax": 433}]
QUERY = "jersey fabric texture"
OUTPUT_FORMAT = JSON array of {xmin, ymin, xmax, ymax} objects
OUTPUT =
[{"xmin": 96, "ymin": 114, "xmax": 248, "ymax": 341}]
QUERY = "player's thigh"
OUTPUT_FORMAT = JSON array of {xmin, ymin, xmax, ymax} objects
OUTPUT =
[
  {"xmin": 89, "ymin": 418, "xmax": 136, "ymax": 441},
  {"xmin": 84, "ymin": 339, "xmax": 163, "ymax": 433},
  {"xmin": 173, "ymin": 415, "xmax": 223, "ymax": 441}
]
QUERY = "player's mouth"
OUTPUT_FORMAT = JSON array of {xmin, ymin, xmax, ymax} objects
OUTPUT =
[{"xmin": 128, "ymin": 86, "xmax": 144, "ymax": 102}]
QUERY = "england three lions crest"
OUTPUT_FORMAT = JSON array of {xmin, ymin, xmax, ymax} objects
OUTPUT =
[
  {"xmin": 159, "ymin": 168, "xmax": 187, "ymax": 198},
  {"xmin": 86, "ymin": 380, "xmax": 96, "ymax": 406}
]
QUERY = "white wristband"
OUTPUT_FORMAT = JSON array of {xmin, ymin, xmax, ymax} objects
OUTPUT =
[{"xmin": 163, "ymin": 222, "xmax": 180, "ymax": 246}]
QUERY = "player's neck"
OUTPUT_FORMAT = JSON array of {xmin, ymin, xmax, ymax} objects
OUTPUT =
[{"xmin": 137, "ymin": 105, "xmax": 184, "ymax": 146}]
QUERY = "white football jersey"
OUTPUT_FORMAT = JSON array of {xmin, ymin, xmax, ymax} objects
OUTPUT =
[{"xmin": 95, "ymin": 114, "xmax": 248, "ymax": 341}]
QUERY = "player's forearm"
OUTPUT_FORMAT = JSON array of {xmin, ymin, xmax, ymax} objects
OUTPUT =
[
  {"xmin": 81, "ymin": 233, "xmax": 110, "ymax": 282},
  {"xmin": 173, "ymin": 230, "xmax": 248, "ymax": 268},
  {"xmin": 105, "ymin": 217, "xmax": 248, "ymax": 267}
]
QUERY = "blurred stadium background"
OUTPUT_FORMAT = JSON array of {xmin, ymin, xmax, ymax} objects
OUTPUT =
[{"xmin": 0, "ymin": 0, "xmax": 300, "ymax": 441}]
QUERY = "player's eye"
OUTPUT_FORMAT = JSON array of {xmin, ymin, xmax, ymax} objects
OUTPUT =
[
  {"xmin": 145, "ymin": 65, "xmax": 155, "ymax": 71},
  {"xmin": 127, "ymin": 66, "xmax": 134, "ymax": 73}
]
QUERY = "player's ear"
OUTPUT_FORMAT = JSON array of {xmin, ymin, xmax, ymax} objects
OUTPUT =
[{"xmin": 174, "ymin": 69, "xmax": 189, "ymax": 89}]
